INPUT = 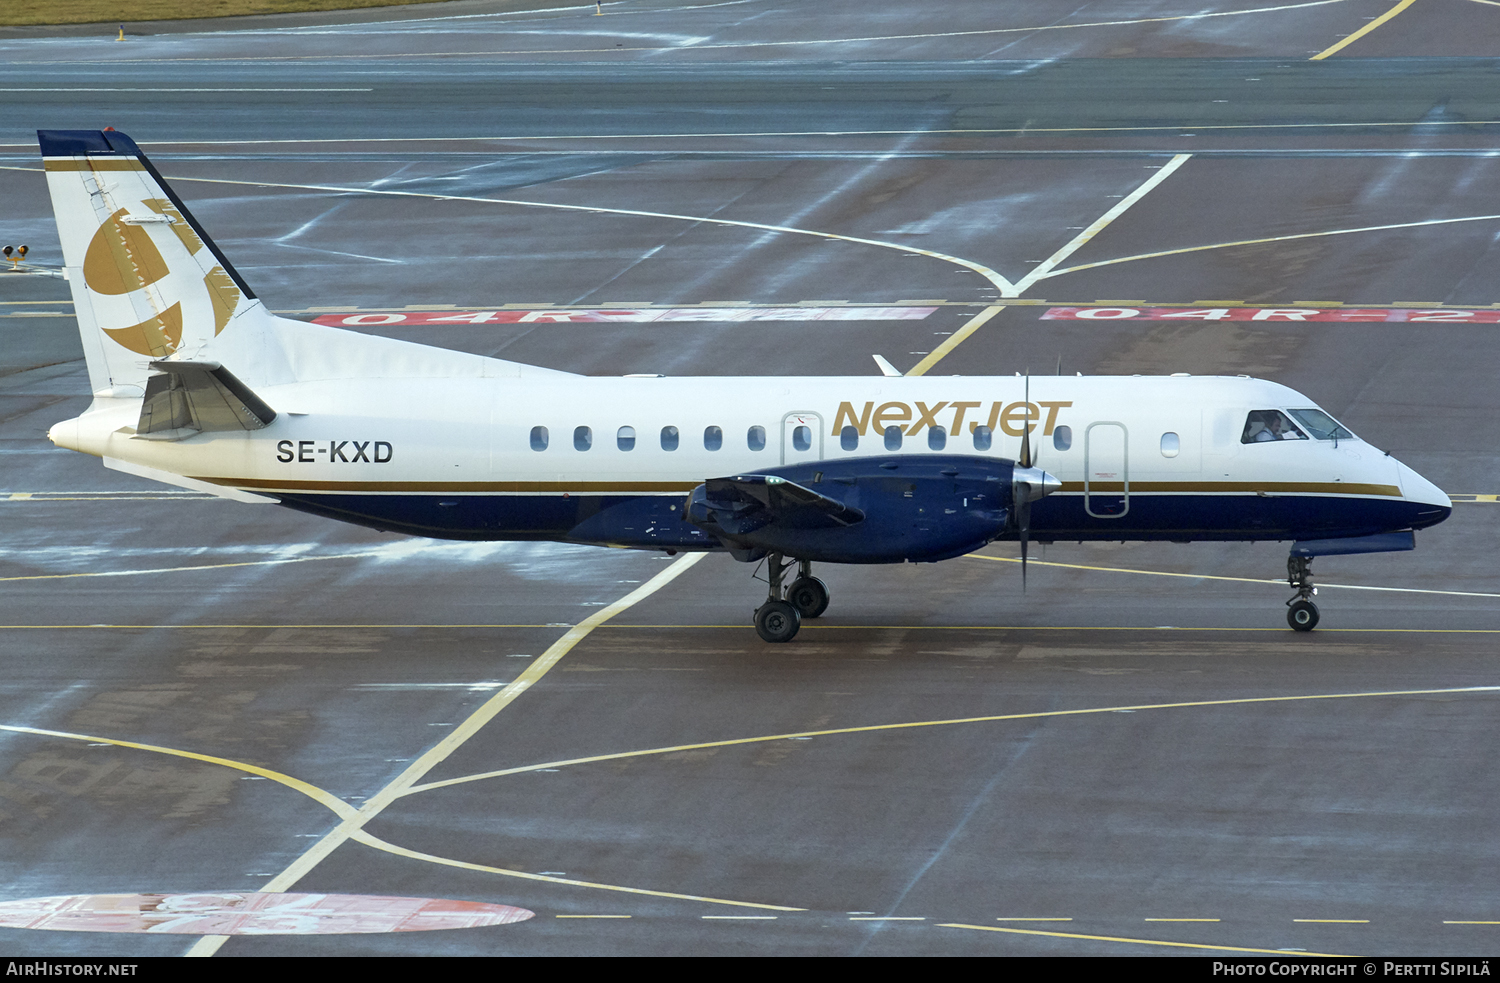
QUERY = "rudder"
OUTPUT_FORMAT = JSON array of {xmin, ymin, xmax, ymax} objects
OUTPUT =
[{"xmin": 40, "ymin": 129, "xmax": 268, "ymax": 396}]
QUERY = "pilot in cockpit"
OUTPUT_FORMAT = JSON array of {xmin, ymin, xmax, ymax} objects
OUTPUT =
[{"xmin": 1242, "ymin": 410, "xmax": 1307, "ymax": 443}]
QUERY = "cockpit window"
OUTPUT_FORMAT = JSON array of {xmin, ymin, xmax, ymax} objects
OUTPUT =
[
  {"xmin": 1241, "ymin": 410, "xmax": 1307, "ymax": 444},
  {"xmin": 1287, "ymin": 408, "xmax": 1355, "ymax": 441}
]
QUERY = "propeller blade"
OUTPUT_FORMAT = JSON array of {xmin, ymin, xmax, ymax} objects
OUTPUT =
[
  {"xmin": 1019, "ymin": 370, "xmax": 1032, "ymax": 469},
  {"xmin": 1019, "ymin": 496, "xmax": 1030, "ymax": 593}
]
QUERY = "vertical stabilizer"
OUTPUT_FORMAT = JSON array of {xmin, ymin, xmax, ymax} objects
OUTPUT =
[{"xmin": 39, "ymin": 129, "xmax": 280, "ymax": 396}]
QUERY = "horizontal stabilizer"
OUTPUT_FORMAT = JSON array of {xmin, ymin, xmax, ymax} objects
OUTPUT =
[
  {"xmin": 137, "ymin": 360, "xmax": 276, "ymax": 438},
  {"xmin": 1290, "ymin": 530, "xmax": 1415, "ymax": 557},
  {"xmin": 105, "ymin": 457, "xmax": 276, "ymax": 504}
]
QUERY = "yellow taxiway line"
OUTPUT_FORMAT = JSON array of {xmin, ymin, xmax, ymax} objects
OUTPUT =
[
  {"xmin": 401, "ymin": 685, "xmax": 1500, "ymax": 796},
  {"xmin": 185, "ymin": 551, "xmax": 712, "ymax": 956},
  {"xmin": 1310, "ymin": 0, "xmax": 1418, "ymax": 59}
]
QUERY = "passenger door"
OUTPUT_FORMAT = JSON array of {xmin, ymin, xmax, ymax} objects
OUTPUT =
[
  {"xmin": 1084, "ymin": 421, "xmax": 1129, "ymax": 518},
  {"xmin": 780, "ymin": 411, "xmax": 824, "ymax": 466}
]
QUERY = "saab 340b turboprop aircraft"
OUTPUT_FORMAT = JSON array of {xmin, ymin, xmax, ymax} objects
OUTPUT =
[{"xmin": 39, "ymin": 129, "xmax": 1452, "ymax": 641}]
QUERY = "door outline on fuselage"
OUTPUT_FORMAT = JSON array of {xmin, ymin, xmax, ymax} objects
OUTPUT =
[
  {"xmin": 1084, "ymin": 420, "xmax": 1130, "ymax": 518},
  {"xmin": 780, "ymin": 411, "xmax": 825, "ymax": 465}
]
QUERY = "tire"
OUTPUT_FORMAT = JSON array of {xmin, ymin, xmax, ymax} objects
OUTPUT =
[
  {"xmin": 754, "ymin": 600, "xmax": 801, "ymax": 643},
  {"xmin": 1287, "ymin": 599, "xmax": 1319, "ymax": 632},
  {"xmin": 786, "ymin": 577, "xmax": 830, "ymax": 619}
]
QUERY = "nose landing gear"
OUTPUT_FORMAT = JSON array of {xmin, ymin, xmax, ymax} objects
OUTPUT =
[
  {"xmin": 753, "ymin": 555, "xmax": 830, "ymax": 642},
  {"xmin": 1286, "ymin": 555, "xmax": 1319, "ymax": 631}
]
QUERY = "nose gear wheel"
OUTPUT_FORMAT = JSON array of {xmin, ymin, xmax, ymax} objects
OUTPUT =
[{"xmin": 1286, "ymin": 555, "xmax": 1319, "ymax": 632}]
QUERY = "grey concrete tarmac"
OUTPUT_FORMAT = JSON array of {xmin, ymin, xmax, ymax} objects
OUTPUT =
[{"xmin": 1, "ymin": 0, "xmax": 1499, "ymax": 958}]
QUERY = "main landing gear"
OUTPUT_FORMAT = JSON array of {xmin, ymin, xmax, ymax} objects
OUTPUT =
[
  {"xmin": 1286, "ymin": 554, "xmax": 1319, "ymax": 631},
  {"xmin": 753, "ymin": 555, "xmax": 829, "ymax": 643}
]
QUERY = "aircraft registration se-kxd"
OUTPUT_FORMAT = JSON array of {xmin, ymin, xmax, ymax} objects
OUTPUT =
[{"xmin": 39, "ymin": 129, "xmax": 1452, "ymax": 641}]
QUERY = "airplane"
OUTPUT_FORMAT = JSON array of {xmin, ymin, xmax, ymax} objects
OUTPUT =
[{"xmin": 37, "ymin": 128, "xmax": 1452, "ymax": 642}]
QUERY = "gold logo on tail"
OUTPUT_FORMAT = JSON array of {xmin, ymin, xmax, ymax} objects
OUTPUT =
[
  {"xmin": 142, "ymin": 198, "xmax": 206, "ymax": 255},
  {"xmin": 83, "ymin": 208, "xmax": 170, "ymax": 295},
  {"xmin": 103, "ymin": 303, "xmax": 183, "ymax": 357},
  {"xmin": 204, "ymin": 266, "xmax": 240, "ymax": 335}
]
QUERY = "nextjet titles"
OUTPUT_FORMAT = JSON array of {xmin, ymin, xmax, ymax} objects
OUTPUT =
[
  {"xmin": 276, "ymin": 440, "xmax": 393, "ymax": 463},
  {"xmin": 832, "ymin": 400, "xmax": 1072, "ymax": 436}
]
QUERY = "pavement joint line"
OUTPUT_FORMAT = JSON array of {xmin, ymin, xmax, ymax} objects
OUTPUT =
[
  {"xmin": 1310, "ymin": 0, "xmax": 1417, "ymax": 59},
  {"xmin": 3, "ymin": 1, "xmax": 1349, "ymax": 65},
  {"xmin": 185, "ymin": 550, "xmax": 708, "ymax": 957},
  {"xmin": 938, "ymin": 922, "xmax": 1348, "ymax": 956},
  {"xmin": 11, "ymin": 115, "xmax": 1500, "ymax": 150},
  {"xmin": 964, "ymin": 553, "xmax": 1500, "ymax": 599},
  {"xmin": 10, "ymin": 625, "xmax": 1500, "ymax": 633},
  {"xmin": 266, "ymin": 301, "xmax": 1500, "ymax": 313},
  {"xmin": 399, "ymin": 686, "xmax": 1500, "ymax": 797}
]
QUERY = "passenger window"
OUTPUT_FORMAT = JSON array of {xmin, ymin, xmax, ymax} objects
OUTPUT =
[
  {"xmin": 1160, "ymin": 432, "xmax": 1179, "ymax": 458},
  {"xmin": 704, "ymin": 426, "xmax": 722, "ymax": 451},
  {"xmin": 1053, "ymin": 425, "xmax": 1072, "ymax": 451},
  {"xmin": 884, "ymin": 425, "xmax": 902, "ymax": 451},
  {"xmin": 617, "ymin": 426, "xmax": 635, "ymax": 451},
  {"xmin": 1241, "ymin": 410, "xmax": 1307, "ymax": 444},
  {"xmin": 973, "ymin": 424, "xmax": 992, "ymax": 451},
  {"xmin": 661, "ymin": 425, "xmax": 679, "ymax": 451},
  {"xmin": 928, "ymin": 426, "xmax": 946, "ymax": 451},
  {"xmin": 840, "ymin": 425, "xmax": 858, "ymax": 452},
  {"xmin": 747, "ymin": 425, "xmax": 766, "ymax": 451},
  {"xmin": 529, "ymin": 426, "xmax": 548, "ymax": 451},
  {"xmin": 574, "ymin": 426, "xmax": 592, "ymax": 451},
  {"xmin": 793, "ymin": 425, "xmax": 811, "ymax": 452}
]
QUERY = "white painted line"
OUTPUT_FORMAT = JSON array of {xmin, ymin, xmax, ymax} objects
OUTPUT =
[
  {"xmin": 129, "ymin": 171, "xmax": 1021, "ymax": 296},
  {"xmin": 1011, "ymin": 155, "xmax": 1190, "ymax": 297}
]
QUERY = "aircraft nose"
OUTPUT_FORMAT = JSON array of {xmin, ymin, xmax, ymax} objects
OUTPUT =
[{"xmin": 1399, "ymin": 461, "xmax": 1451, "ymax": 510}]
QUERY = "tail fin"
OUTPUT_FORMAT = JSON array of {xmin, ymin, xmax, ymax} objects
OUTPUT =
[{"xmin": 40, "ymin": 129, "xmax": 275, "ymax": 396}]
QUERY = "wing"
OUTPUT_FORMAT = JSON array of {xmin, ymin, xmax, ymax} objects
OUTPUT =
[{"xmin": 696, "ymin": 474, "xmax": 865, "ymax": 534}]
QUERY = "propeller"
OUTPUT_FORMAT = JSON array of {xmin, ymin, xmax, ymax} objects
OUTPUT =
[
  {"xmin": 1017, "ymin": 371, "xmax": 1034, "ymax": 591},
  {"xmin": 1011, "ymin": 370, "xmax": 1062, "ymax": 591}
]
